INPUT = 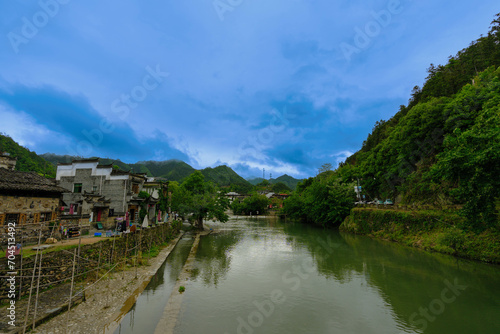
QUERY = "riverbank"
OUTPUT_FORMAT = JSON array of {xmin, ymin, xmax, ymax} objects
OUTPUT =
[
  {"xmin": 340, "ymin": 208, "xmax": 500, "ymax": 264},
  {"xmin": 25, "ymin": 232, "xmax": 185, "ymax": 334}
]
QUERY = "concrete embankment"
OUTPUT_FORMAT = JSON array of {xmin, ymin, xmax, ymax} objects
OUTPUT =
[{"xmin": 154, "ymin": 230, "xmax": 210, "ymax": 334}]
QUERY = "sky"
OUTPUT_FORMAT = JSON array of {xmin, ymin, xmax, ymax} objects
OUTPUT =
[{"xmin": 0, "ymin": 0, "xmax": 498, "ymax": 179}]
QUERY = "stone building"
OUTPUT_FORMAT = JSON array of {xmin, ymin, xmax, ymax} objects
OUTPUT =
[
  {"xmin": 0, "ymin": 163, "xmax": 66, "ymax": 227},
  {"xmin": 56, "ymin": 159, "xmax": 147, "ymax": 224},
  {"xmin": 0, "ymin": 152, "xmax": 16, "ymax": 171}
]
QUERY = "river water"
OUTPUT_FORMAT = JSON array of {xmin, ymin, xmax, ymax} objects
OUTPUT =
[{"xmin": 118, "ymin": 217, "xmax": 500, "ymax": 334}]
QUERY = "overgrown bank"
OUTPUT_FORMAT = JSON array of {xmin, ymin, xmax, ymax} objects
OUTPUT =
[{"xmin": 340, "ymin": 208, "xmax": 500, "ymax": 263}]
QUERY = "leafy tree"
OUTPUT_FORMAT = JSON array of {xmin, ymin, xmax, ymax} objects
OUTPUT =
[
  {"xmin": 231, "ymin": 193, "xmax": 269, "ymax": 215},
  {"xmin": 318, "ymin": 163, "xmax": 333, "ymax": 174},
  {"xmin": 282, "ymin": 173, "xmax": 355, "ymax": 227},
  {"xmin": 172, "ymin": 171, "xmax": 229, "ymax": 229}
]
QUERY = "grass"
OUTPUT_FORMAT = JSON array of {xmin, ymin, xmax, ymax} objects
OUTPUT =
[
  {"xmin": 0, "ymin": 244, "xmax": 82, "ymax": 259},
  {"xmin": 341, "ymin": 208, "xmax": 500, "ymax": 263}
]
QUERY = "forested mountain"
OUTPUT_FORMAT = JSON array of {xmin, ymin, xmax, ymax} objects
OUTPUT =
[
  {"xmin": 0, "ymin": 134, "xmax": 56, "ymax": 177},
  {"xmin": 248, "ymin": 174, "xmax": 302, "ymax": 190},
  {"xmin": 333, "ymin": 13, "xmax": 500, "ymax": 230},
  {"xmin": 137, "ymin": 160, "xmax": 196, "ymax": 180},
  {"xmin": 201, "ymin": 165, "xmax": 251, "ymax": 187}
]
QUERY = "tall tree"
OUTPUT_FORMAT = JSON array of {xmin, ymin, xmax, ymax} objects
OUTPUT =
[{"xmin": 173, "ymin": 171, "xmax": 229, "ymax": 230}]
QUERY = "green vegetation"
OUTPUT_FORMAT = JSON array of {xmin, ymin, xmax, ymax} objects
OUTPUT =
[
  {"xmin": 340, "ymin": 208, "xmax": 500, "ymax": 263},
  {"xmin": 337, "ymin": 15, "xmax": 500, "ymax": 231},
  {"xmin": 282, "ymin": 13, "xmax": 499, "ymax": 262},
  {"xmin": 231, "ymin": 193, "xmax": 270, "ymax": 215},
  {"xmin": 248, "ymin": 174, "xmax": 302, "ymax": 190},
  {"xmin": 282, "ymin": 172, "xmax": 356, "ymax": 228},
  {"xmin": 0, "ymin": 134, "xmax": 56, "ymax": 176},
  {"xmin": 179, "ymin": 286, "xmax": 185, "ymax": 293},
  {"xmin": 171, "ymin": 171, "xmax": 229, "ymax": 229}
]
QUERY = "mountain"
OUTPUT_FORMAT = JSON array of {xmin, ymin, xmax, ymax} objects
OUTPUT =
[
  {"xmin": 201, "ymin": 165, "xmax": 251, "ymax": 187},
  {"xmin": 0, "ymin": 134, "xmax": 56, "ymax": 177},
  {"xmin": 338, "ymin": 14, "xmax": 500, "ymax": 229},
  {"xmin": 248, "ymin": 175, "xmax": 302, "ymax": 190},
  {"xmin": 138, "ymin": 160, "xmax": 195, "ymax": 181},
  {"xmin": 39, "ymin": 153, "xmax": 250, "ymax": 187},
  {"xmin": 274, "ymin": 175, "xmax": 302, "ymax": 190},
  {"xmin": 247, "ymin": 177, "xmax": 265, "ymax": 185}
]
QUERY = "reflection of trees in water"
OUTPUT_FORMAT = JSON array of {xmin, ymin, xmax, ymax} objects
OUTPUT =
[
  {"xmin": 282, "ymin": 222, "xmax": 356, "ymax": 282},
  {"xmin": 191, "ymin": 232, "xmax": 240, "ymax": 287},
  {"xmin": 283, "ymin": 221, "xmax": 500, "ymax": 333},
  {"xmin": 144, "ymin": 238, "xmax": 195, "ymax": 292}
]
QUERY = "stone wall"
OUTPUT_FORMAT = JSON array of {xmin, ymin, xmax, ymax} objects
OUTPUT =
[
  {"xmin": 0, "ymin": 223, "xmax": 180, "ymax": 302},
  {"xmin": 0, "ymin": 196, "xmax": 59, "ymax": 228}
]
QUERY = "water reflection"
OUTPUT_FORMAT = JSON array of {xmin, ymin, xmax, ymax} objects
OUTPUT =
[
  {"xmin": 112, "ymin": 235, "xmax": 195, "ymax": 334},
  {"xmin": 175, "ymin": 218, "xmax": 500, "ymax": 334},
  {"xmin": 190, "ymin": 231, "xmax": 240, "ymax": 287}
]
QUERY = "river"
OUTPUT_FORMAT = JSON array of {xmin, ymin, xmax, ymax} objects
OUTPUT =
[{"xmin": 115, "ymin": 217, "xmax": 500, "ymax": 334}]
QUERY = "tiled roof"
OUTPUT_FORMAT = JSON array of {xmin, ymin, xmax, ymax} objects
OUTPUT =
[{"xmin": 0, "ymin": 168, "xmax": 67, "ymax": 194}]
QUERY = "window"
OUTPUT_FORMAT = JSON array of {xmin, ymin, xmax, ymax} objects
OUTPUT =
[
  {"xmin": 92, "ymin": 185, "xmax": 98, "ymax": 192},
  {"xmin": 40, "ymin": 212, "xmax": 52, "ymax": 222},
  {"xmin": 132, "ymin": 183, "xmax": 140, "ymax": 194},
  {"xmin": 5, "ymin": 214, "xmax": 19, "ymax": 226},
  {"xmin": 74, "ymin": 183, "xmax": 82, "ymax": 193}
]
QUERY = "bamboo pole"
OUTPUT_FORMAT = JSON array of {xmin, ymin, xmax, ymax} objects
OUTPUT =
[
  {"xmin": 76, "ymin": 219, "xmax": 83, "ymax": 276},
  {"xmin": 18, "ymin": 226, "xmax": 24, "ymax": 300},
  {"xmin": 66, "ymin": 248, "xmax": 78, "ymax": 334},
  {"xmin": 123, "ymin": 232, "xmax": 129, "ymax": 279},
  {"xmin": 32, "ymin": 250, "xmax": 43, "ymax": 330},
  {"xmin": 96, "ymin": 241, "xmax": 102, "ymax": 282},
  {"xmin": 22, "ymin": 228, "xmax": 42, "ymax": 334}
]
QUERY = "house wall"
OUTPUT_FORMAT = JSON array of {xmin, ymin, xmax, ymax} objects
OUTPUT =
[
  {"xmin": 0, "ymin": 195, "xmax": 60, "ymax": 226},
  {"xmin": 56, "ymin": 162, "xmax": 145, "ymax": 217},
  {"xmin": 0, "ymin": 155, "xmax": 16, "ymax": 171},
  {"xmin": 102, "ymin": 178, "xmax": 129, "ymax": 213}
]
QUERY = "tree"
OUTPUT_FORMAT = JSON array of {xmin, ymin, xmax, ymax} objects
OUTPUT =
[
  {"xmin": 431, "ymin": 73, "xmax": 500, "ymax": 231},
  {"xmin": 318, "ymin": 163, "xmax": 333, "ymax": 175},
  {"xmin": 282, "ymin": 172, "xmax": 356, "ymax": 227},
  {"xmin": 173, "ymin": 171, "xmax": 229, "ymax": 230},
  {"xmin": 231, "ymin": 193, "xmax": 269, "ymax": 215}
]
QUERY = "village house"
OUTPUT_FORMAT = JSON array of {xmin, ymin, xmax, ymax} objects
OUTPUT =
[
  {"xmin": 0, "ymin": 153, "xmax": 66, "ymax": 229},
  {"xmin": 56, "ymin": 159, "xmax": 147, "ymax": 225}
]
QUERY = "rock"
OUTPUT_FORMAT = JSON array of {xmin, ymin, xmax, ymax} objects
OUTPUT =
[{"xmin": 46, "ymin": 237, "xmax": 58, "ymax": 244}]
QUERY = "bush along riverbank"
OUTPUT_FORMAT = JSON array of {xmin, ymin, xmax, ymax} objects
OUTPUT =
[{"xmin": 340, "ymin": 208, "xmax": 500, "ymax": 264}]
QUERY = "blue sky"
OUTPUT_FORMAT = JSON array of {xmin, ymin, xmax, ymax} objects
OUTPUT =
[{"xmin": 0, "ymin": 0, "xmax": 498, "ymax": 179}]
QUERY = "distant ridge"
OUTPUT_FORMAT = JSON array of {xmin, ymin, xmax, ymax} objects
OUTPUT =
[
  {"xmin": 39, "ymin": 153, "xmax": 254, "ymax": 188},
  {"xmin": 248, "ymin": 174, "xmax": 302, "ymax": 190}
]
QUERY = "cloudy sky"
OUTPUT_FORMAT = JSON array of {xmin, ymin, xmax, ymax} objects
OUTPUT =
[{"xmin": 0, "ymin": 1, "xmax": 497, "ymax": 179}]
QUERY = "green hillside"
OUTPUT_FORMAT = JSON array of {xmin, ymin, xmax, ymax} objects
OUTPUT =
[
  {"xmin": 139, "ymin": 160, "xmax": 195, "ymax": 181},
  {"xmin": 338, "ymin": 15, "xmax": 500, "ymax": 230},
  {"xmin": 285, "ymin": 13, "xmax": 500, "ymax": 232},
  {"xmin": 0, "ymin": 134, "xmax": 56, "ymax": 177},
  {"xmin": 274, "ymin": 175, "xmax": 302, "ymax": 190},
  {"xmin": 248, "ymin": 175, "xmax": 302, "ymax": 190},
  {"xmin": 247, "ymin": 177, "xmax": 265, "ymax": 185},
  {"xmin": 201, "ymin": 165, "xmax": 251, "ymax": 187}
]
